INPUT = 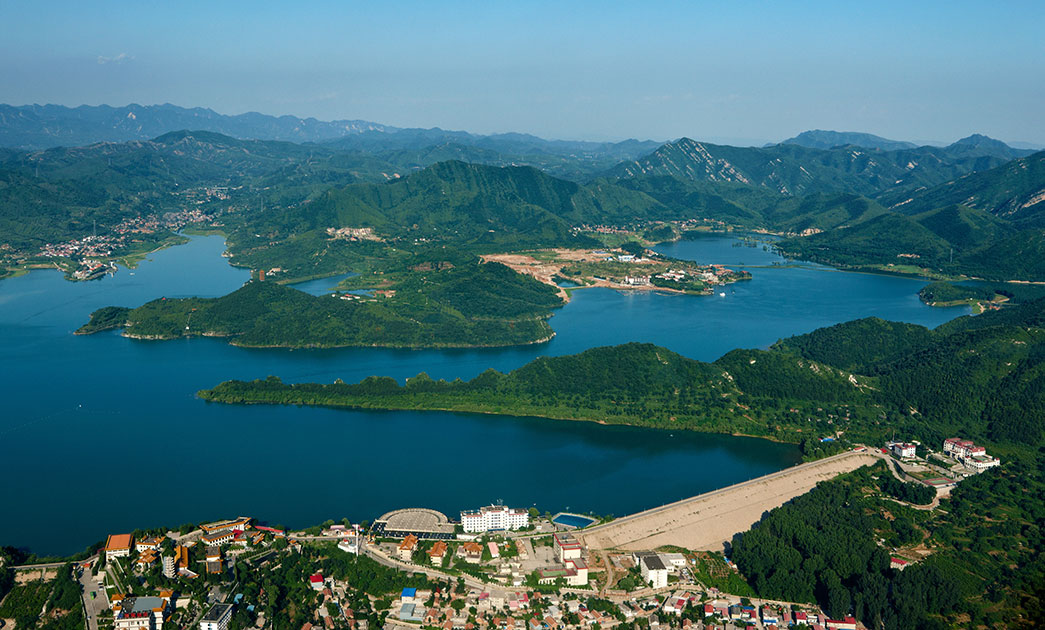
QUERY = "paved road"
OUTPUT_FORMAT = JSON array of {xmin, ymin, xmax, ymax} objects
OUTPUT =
[
  {"xmin": 11, "ymin": 561, "xmax": 74, "ymax": 570},
  {"xmin": 76, "ymin": 558, "xmax": 105, "ymax": 630},
  {"xmin": 362, "ymin": 545, "xmax": 488, "ymax": 591}
]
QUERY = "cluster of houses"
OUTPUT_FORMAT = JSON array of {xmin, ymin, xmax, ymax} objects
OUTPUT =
[
  {"xmin": 35, "ymin": 208, "xmax": 215, "ymax": 260},
  {"xmin": 943, "ymin": 437, "xmax": 1001, "ymax": 471},
  {"xmin": 653, "ymin": 266, "xmax": 732, "ymax": 285},
  {"xmin": 104, "ymin": 517, "xmax": 275, "ymax": 583},
  {"xmin": 661, "ymin": 595, "xmax": 857, "ymax": 630}
]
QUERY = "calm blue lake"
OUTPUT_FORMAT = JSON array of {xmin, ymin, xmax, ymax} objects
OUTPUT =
[{"xmin": 0, "ymin": 234, "xmax": 968, "ymax": 555}]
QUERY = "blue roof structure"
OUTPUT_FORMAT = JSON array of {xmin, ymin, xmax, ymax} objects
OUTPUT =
[{"xmin": 402, "ymin": 587, "xmax": 417, "ymax": 598}]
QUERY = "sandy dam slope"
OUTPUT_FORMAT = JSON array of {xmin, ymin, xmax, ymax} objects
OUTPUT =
[{"xmin": 575, "ymin": 450, "xmax": 880, "ymax": 552}]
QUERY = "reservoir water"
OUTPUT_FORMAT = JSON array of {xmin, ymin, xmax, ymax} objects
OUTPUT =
[{"xmin": 0, "ymin": 235, "xmax": 968, "ymax": 555}]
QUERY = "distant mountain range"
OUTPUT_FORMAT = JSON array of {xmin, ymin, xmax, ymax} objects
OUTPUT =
[
  {"xmin": 777, "ymin": 130, "xmax": 1036, "ymax": 158},
  {"xmin": 604, "ymin": 136, "xmax": 1021, "ymax": 197},
  {"xmin": 3, "ymin": 110, "xmax": 1045, "ymax": 282},
  {"xmin": 777, "ymin": 130, "xmax": 918, "ymax": 151},
  {"xmin": 0, "ymin": 103, "xmax": 393, "ymax": 149}
]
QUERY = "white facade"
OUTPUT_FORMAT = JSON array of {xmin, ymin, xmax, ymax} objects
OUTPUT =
[
  {"xmin": 460, "ymin": 505, "xmax": 529, "ymax": 533},
  {"xmin": 640, "ymin": 555, "xmax": 669, "ymax": 589},
  {"xmin": 966, "ymin": 455, "xmax": 1001, "ymax": 471},
  {"xmin": 891, "ymin": 443, "xmax": 916, "ymax": 459},
  {"xmin": 200, "ymin": 604, "xmax": 233, "ymax": 630},
  {"xmin": 554, "ymin": 533, "xmax": 582, "ymax": 562},
  {"xmin": 944, "ymin": 437, "xmax": 1000, "ymax": 470}
]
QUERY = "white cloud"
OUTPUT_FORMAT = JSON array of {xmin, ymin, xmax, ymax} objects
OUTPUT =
[{"xmin": 97, "ymin": 53, "xmax": 134, "ymax": 65}]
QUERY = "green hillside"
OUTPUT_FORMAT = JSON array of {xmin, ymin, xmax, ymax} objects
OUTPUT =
[
  {"xmin": 606, "ymin": 137, "xmax": 1012, "ymax": 198},
  {"xmin": 881, "ymin": 151, "xmax": 1045, "ymax": 224},
  {"xmin": 200, "ymin": 299, "xmax": 1045, "ymax": 451},
  {"xmin": 77, "ymin": 259, "xmax": 563, "ymax": 348}
]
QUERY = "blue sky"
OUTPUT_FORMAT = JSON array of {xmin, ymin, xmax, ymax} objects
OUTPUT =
[{"xmin": 1, "ymin": 1, "xmax": 1043, "ymax": 145}]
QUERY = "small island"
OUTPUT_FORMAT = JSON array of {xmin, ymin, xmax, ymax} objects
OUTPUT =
[{"xmin": 77, "ymin": 260, "xmax": 564, "ymax": 348}]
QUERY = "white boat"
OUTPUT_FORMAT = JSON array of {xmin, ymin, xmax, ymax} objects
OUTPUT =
[{"xmin": 719, "ymin": 292, "xmax": 726, "ymax": 297}]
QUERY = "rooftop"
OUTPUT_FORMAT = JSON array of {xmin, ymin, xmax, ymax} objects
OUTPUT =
[
  {"xmin": 642, "ymin": 555, "xmax": 667, "ymax": 571},
  {"xmin": 106, "ymin": 533, "xmax": 133, "ymax": 550},
  {"xmin": 203, "ymin": 603, "xmax": 233, "ymax": 622}
]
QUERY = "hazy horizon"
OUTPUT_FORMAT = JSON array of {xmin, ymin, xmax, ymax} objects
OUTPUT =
[{"xmin": 2, "ymin": 1, "xmax": 1043, "ymax": 146}]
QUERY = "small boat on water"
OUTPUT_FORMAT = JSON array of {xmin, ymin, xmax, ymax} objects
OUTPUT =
[{"xmin": 719, "ymin": 292, "xmax": 726, "ymax": 297}]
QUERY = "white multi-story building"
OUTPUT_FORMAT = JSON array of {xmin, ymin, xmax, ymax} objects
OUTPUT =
[
  {"xmin": 111, "ymin": 591, "xmax": 172, "ymax": 630},
  {"xmin": 554, "ymin": 533, "xmax": 582, "ymax": 562},
  {"xmin": 890, "ymin": 443, "xmax": 917, "ymax": 459},
  {"xmin": 200, "ymin": 603, "xmax": 233, "ymax": 630},
  {"xmin": 105, "ymin": 534, "xmax": 134, "ymax": 562},
  {"xmin": 639, "ymin": 554, "xmax": 669, "ymax": 589},
  {"xmin": 944, "ymin": 437, "xmax": 1000, "ymax": 470},
  {"xmin": 460, "ymin": 505, "xmax": 529, "ymax": 533}
]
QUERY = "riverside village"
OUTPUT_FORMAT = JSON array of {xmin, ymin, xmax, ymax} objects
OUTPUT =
[{"xmin": 0, "ymin": 438, "xmax": 1002, "ymax": 630}]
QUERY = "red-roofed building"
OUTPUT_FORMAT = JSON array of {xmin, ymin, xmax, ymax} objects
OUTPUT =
[
  {"xmin": 105, "ymin": 534, "xmax": 134, "ymax": 562},
  {"xmin": 310, "ymin": 574, "xmax": 325, "ymax": 591},
  {"xmin": 825, "ymin": 617, "xmax": 857, "ymax": 630}
]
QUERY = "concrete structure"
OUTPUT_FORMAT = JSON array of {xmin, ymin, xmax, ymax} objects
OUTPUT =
[
  {"xmin": 428, "ymin": 541, "xmax": 448, "ymax": 564},
  {"xmin": 105, "ymin": 534, "xmax": 134, "ymax": 562},
  {"xmin": 205, "ymin": 547, "xmax": 223, "ymax": 575},
  {"xmin": 660, "ymin": 553, "xmax": 687, "ymax": 570},
  {"xmin": 338, "ymin": 537, "xmax": 359, "ymax": 555},
  {"xmin": 457, "ymin": 542, "xmax": 483, "ymax": 563},
  {"xmin": 201, "ymin": 530, "xmax": 235, "ymax": 547},
  {"xmin": 399, "ymin": 603, "xmax": 424, "ymax": 623},
  {"xmin": 639, "ymin": 554, "xmax": 668, "ymax": 589},
  {"xmin": 111, "ymin": 591, "xmax": 172, "ymax": 630},
  {"xmin": 944, "ymin": 437, "xmax": 1000, "ymax": 471},
  {"xmin": 162, "ymin": 555, "xmax": 175, "ymax": 579},
  {"xmin": 374, "ymin": 508, "xmax": 455, "ymax": 539},
  {"xmin": 576, "ymin": 451, "xmax": 879, "ymax": 551},
  {"xmin": 135, "ymin": 550, "xmax": 159, "ymax": 570},
  {"xmin": 136, "ymin": 537, "xmax": 163, "ymax": 553},
  {"xmin": 826, "ymin": 617, "xmax": 858, "ymax": 630},
  {"xmin": 199, "ymin": 517, "xmax": 251, "ymax": 534},
  {"xmin": 890, "ymin": 442, "xmax": 917, "ymax": 459},
  {"xmin": 460, "ymin": 505, "xmax": 529, "ymax": 533},
  {"xmin": 200, "ymin": 603, "xmax": 233, "ymax": 630},
  {"xmin": 398, "ymin": 535, "xmax": 419, "ymax": 561},
  {"xmin": 553, "ymin": 533, "xmax": 582, "ymax": 562}
]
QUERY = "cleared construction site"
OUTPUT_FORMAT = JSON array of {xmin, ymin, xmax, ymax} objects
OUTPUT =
[{"xmin": 575, "ymin": 450, "xmax": 880, "ymax": 552}]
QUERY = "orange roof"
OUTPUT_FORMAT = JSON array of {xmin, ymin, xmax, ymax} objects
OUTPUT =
[
  {"xmin": 399, "ymin": 534, "xmax": 419, "ymax": 550},
  {"xmin": 106, "ymin": 533, "xmax": 134, "ymax": 551},
  {"xmin": 176, "ymin": 545, "xmax": 189, "ymax": 568}
]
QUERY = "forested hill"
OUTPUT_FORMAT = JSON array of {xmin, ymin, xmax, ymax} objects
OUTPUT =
[
  {"xmin": 77, "ymin": 259, "xmax": 564, "ymax": 348},
  {"xmin": 201, "ymin": 298, "xmax": 1045, "ymax": 452},
  {"xmin": 219, "ymin": 159, "xmax": 680, "ymax": 277},
  {"xmin": 775, "ymin": 152, "xmax": 1045, "ymax": 280},
  {"xmin": 0, "ymin": 130, "xmax": 396, "ymax": 250},
  {"xmin": 604, "ymin": 137, "xmax": 1016, "ymax": 197},
  {"xmin": 881, "ymin": 150, "xmax": 1045, "ymax": 225}
]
